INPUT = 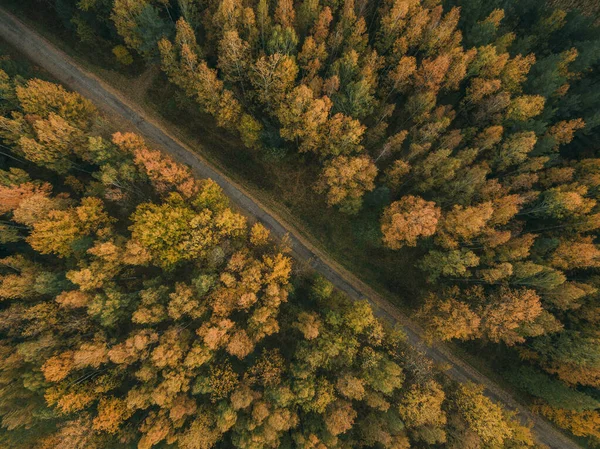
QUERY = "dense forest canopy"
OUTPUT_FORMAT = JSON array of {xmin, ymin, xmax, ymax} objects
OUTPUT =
[
  {"xmin": 2, "ymin": 0, "xmax": 600, "ymax": 445},
  {"xmin": 51, "ymin": 0, "xmax": 600, "ymax": 211},
  {"xmin": 0, "ymin": 60, "xmax": 546, "ymax": 448}
]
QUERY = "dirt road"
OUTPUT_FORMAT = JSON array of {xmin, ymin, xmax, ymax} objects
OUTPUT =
[{"xmin": 0, "ymin": 9, "xmax": 581, "ymax": 449}]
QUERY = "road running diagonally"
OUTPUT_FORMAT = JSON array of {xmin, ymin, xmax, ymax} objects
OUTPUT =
[{"xmin": 0, "ymin": 8, "xmax": 581, "ymax": 449}]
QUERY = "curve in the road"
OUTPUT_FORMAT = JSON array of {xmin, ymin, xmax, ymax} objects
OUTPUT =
[{"xmin": 0, "ymin": 8, "xmax": 581, "ymax": 449}]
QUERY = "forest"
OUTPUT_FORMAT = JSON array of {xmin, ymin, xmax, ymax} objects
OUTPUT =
[
  {"xmin": 1, "ymin": 0, "xmax": 600, "ymax": 446},
  {"xmin": 0, "ymin": 55, "xmax": 548, "ymax": 448}
]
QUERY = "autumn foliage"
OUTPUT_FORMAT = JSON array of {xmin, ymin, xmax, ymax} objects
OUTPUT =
[
  {"xmin": 5, "ymin": 0, "xmax": 600, "ymax": 443},
  {"xmin": 0, "ymin": 73, "xmax": 539, "ymax": 448}
]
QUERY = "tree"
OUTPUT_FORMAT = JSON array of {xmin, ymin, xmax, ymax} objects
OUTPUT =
[
  {"xmin": 168, "ymin": 282, "xmax": 205, "ymax": 320},
  {"xmin": 329, "ymin": 50, "xmax": 377, "ymax": 119},
  {"xmin": 226, "ymin": 329, "xmax": 254, "ymax": 358},
  {"xmin": 452, "ymin": 383, "xmax": 514, "ymax": 447},
  {"xmin": 544, "ymin": 281, "xmax": 596, "ymax": 310},
  {"xmin": 218, "ymin": 30, "xmax": 251, "ymax": 87},
  {"xmin": 298, "ymin": 36, "xmax": 326, "ymax": 88},
  {"xmin": 388, "ymin": 56, "xmax": 417, "ymax": 93},
  {"xmin": 419, "ymin": 288, "xmax": 481, "ymax": 341},
  {"xmin": 27, "ymin": 197, "xmax": 112, "ymax": 258},
  {"xmin": 535, "ymin": 186, "xmax": 595, "ymax": 220},
  {"xmin": 324, "ymin": 113, "xmax": 365, "ymax": 156},
  {"xmin": 129, "ymin": 197, "xmax": 246, "ymax": 268},
  {"xmin": 315, "ymin": 155, "xmax": 377, "ymax": 214},
  {"xmin": 411, "ymin": 149, "xmax": 461, "ymax": 192},
  {"xmin": 381, "ymin": 196, "xmax": 441, "ymax": 249},
  {"xmin": 277, "ymin": 85, "xmax": 331, "ymax": 153},
  {"xmin": 5, "ymin": 2, "xmax": 600, "ymax": 445},
  {"xmin": 159, "ymin": 19, "xmax": 242, "ymax": 131},
  {"xmin": 111, "ymin": 0, "xmax": 171, "ymax": 58},
  {"xmin": 474, "ymin": 125, "xmax": 504, "ymax": 150},
  {"xmin": 501, "ymin": 54, "xmax": 536, "ymax": 93},
  {"xmin": 384, "ymin": 160, "xmax": 411, "ymax": 189},
  {"xmin": 547, "ymin": 119, "xmax": 586, "ymax": 147},
  {"xmin": 551, "ymin": 237, "xmax": 600, "ymax": 270},
  {"xmin": 419, "ymin": 249, "xmax": 480, "ymax": 282},
  {"xmin": 0, "ymin": 175, "xmax": 55, "ymax": 220},
  {"xmin": 92, "ymin": 397, "xmax": 133, "ymax": 433},
  {"xmin": 117, "ymin": 132, "xmax": 199, "ymax": 198},
  {"xmin": 324, "ymin": 401, "xmax": 357, "ymax": 435},
  {"xmin": 0, "ymin": 255, "xmax": 60, "ymax": 301},
  {"xmin": 15, "ymin": 78, "xmax": 96, "ymax": 128},
  {"xmin": 237, "ymin": 114, "xmax": 263, "ymax": 150},
  {"xmin": 479, "ymin": 287, "xmax": 544, "ymax": 345},
  {"xmin": 112, "ymin": 45, "xmax": 134, "ymax": 65},
  {"xmin": 489, "ymin": 194, "xmax": 523, "ymax": 226},
  {"xmin": 274, "ymin": 0, "xmax": 295, "ymax": 28},
  {"xmin": 539, "ymin": 407, "xmax": 600, "ymax": 440},
  {"xmin": 251, "ymin": 53, "xmax": 298, "ymax": 109},
  {"xmin": 494, "ymin": 131, "xmax": 538, "ymax": 171},
  {"xmin": 398, "ymin": 381, "xmax": 447, "ymax": 429},
  {"xmin": 437, "ymin": 202, "xmax": 494, "ymax": 248},
  {"xmin": 506, "ymin": 95, "xmax": 545, "ymax": 121},
  {"xmin": 14, "ymin": 113, "xmax": 84, "ymax": 174},
  {"xmin": 506, "ymin": 366, "xmax": 600, "ymax": 412},
  {"xmin": 531, "ymin": 332, "xmax": 600, "ymax": 388},
  {"xmin": 294, "ymin": 311, "xmax": 321, "ymax": 340},
  {"xmin": 0, "ymin": 69, "xmax": 15, "ymax": 112}
]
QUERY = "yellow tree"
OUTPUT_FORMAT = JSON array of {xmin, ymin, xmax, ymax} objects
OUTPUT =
[
  {"xmin": 501, "ymin": 54, "xmax": 536, "ymax": 93},
  {"xmin": 27, "ymin": 197, "xmax": 112, "ymax": 258},
  {"xmin": 551, "ymin": 237, "xmax": 600, "ymax": 270},
  {"xmin": 437, "ymin": 202, "xmax": 494, "ymax": 248},
  {"xmin": 237, "ymin": 113, "xmax": 263, "ymax": 150},
  {"xmin": 479, "ymin": 287, "xmax": 545, "ymax": 345},
  {"xmin": 388, "ymin": 56, "xmax": 417, "ymax": 94},
  {"xmin": 539, "ymin": 406, "xmax": 600, "ymax": 440},
  {"xmin": 324, "ymin": 113, "xmax": 366, "ymax": 157},
  {"xmin": 159, "ymin": 19, "xmax": 242, "ymax": 131},
  {"xmin": 324, "ymin": 401, "xmax": 357, "ymax": 436},
  {"xmin": 92, "ymin": 397, "xmax": 133, "ymax": 434},
  {"xmin": 129, "ymin": 196, "xmax": 246, "ymax": 268},
  {"xmin": 218, "ymin": 30, "xmax": 251, "ymax": 88},
  {"xmin": 315, "ymin": 155, "xmax": 377, "ymax": 214},
  {"xmin": 547, "ymin": 118, "xmax": 586, "ymax": 148},
  {"xmin": 452, "ymin": 383, "xmax": 514, "ymax": 447},
  {"xmin": 15, "ymin": 78, "xmax": 96, "ymax": 128},
  {"xmin": 398, "ymin": 381, "xmax": 447, "ymax": 440},
  {"xmin": 251, "ymin": 53, "xmax": 299, "ymax": 109},
  {"xmin": 381, "ymin": 195, "xmax": 441, "ymax": 249},
  {"xmin": 18, "ymin": 113, "xmax": 84, "ymax": 173},
  {"xmin": 277, "ymin": 84, "xmax": 331, "ymax": 153},
  {"xmin": 274, "ymin": 0, "xmax": 295, "ymax": 28},
  {"xmin": 506, "ymin": 95, "xmax": 545, "ymax": 121},
  {"xmin": 419, "ymin": 288, "xmax": 481, "ymax": 342},
  {"xmin": 298, "ymin": 36, "xmax": 327, "ymax": 89}
]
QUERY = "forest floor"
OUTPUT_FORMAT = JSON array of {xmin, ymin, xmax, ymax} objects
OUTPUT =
[{"xmin": 0, "ymin": 8, "xmax": 583, "ymax": 449}]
